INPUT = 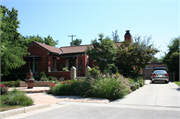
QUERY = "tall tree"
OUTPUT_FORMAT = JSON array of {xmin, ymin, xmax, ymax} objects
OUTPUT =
[
  {"xmin": 70, "ymin": 39, "xmax": 82, "ymax": 46},
  {"xmin": 22, "ymin": 35, "xmax": 44, "ymax": 46},
  {"xmin": 86, "ymin": 34, "xmax": 117, "ymax": 70},
  {"xmin": 112, "ymin": 30, "xmax": 120, "ymax": 42},
  {"xmin": 44, "ymin": 35, "xmax": 58, "ymax": 46},
  {"xmin": 116, "ymin": 35, "xmax": 159, "ymax": 75},
  {"xmin": 21, "ymin": 35, "xmax": 58, "ymax": 47},
  {"xmin": 0, "ymin": 5, "xmax": 29, "ymax": 76},
  {"xmin": 162, "ymin": 37, "xmax": 179, "ymax": 74},
  {"xmin": 150, "ymin": 56, "xmax": 164, "ymax": 63}
]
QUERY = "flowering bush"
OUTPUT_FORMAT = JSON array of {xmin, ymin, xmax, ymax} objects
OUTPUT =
[
  {"xmin": 51, "ymin": 83, "xmax": 55, "ymax": 87},
  {"xmin": 1, "ymin": 84, "xmax": 8, "ymax": 95},
  {"xmin": 1, "ymin": 84, "xmax": 5, "ymax": 87},
  {"xmin": 48, "ymin": 79, "xmax": 78, "ymax": 95}
]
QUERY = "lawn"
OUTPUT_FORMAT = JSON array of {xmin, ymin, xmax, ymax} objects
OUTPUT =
[{"xmin": 174, "ymin": 81, "xmax": 180, "ymax": 87}]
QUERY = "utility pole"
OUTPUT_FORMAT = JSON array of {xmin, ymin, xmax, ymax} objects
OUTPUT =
[{"xmin": 68, "ymin": 35, "xmax": 76, "ymax": 46}]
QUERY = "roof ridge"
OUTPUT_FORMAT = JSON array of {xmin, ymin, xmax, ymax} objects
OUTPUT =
[
  {"xmin": 32, "ymin": 41, "xmax": 61, "ymax": 54},
  {"xmin": 33, "ymin": 41, "xmax": 60, "ymax": 48}
]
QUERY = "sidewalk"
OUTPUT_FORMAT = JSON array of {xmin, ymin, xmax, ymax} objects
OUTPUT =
[{"xmin": 8, "ymin": 86, "xmax": 109, "ymax": 105}]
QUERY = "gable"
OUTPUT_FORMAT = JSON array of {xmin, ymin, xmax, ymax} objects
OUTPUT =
[
  {"xmin": 28, "ymin": 43, "xmax": 48, "ymax": 56},
  {"xmin": 29, "ymin": 41, "xmax": 61, "ymax": 54}
]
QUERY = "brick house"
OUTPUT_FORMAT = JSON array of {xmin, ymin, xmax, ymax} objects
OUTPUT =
[{"xmin": 21, "ymin": 30, "xmax": 132, "ymax": 79}]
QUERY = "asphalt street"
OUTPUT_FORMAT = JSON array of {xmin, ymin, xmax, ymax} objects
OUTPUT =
[
  {"xmin": 3, "ymin": 80, "xmax": 180, "ymax": 119},
  {"xmin": 3, "ymin": 104, "xmax": 180, "ymax": 119}
]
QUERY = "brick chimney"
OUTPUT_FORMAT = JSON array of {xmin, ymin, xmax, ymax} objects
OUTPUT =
[{"xmin": 124, "ymin": 30, "xmax": 132, "ymax": 43}]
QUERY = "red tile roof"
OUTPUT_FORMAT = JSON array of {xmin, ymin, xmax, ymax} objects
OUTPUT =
[
  {"xmin": 31, "ymin": 41, "xmax": 123, "ymax": 55},
  {"xmin": 33, "ymin": 41, "xmax": 61, "ymax": 54},
  {"xmin": 60, "ymin": 45, "xmax": 89, "ymax": 54}
]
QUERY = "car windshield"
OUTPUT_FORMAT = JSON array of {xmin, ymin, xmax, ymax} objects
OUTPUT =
[{"xmin": 154, "ymin": 70, "xmax": 167, "ymax": 74}]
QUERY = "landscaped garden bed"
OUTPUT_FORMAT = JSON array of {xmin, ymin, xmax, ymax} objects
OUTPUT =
[{"xmin": 48, "ymin": 72, "xmax": 145, "ymax": 100}]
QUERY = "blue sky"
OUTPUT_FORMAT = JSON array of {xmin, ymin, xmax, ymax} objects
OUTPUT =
[{"xmin": 1, "ymin": 0, "xmax": 180, "ymax": 58}]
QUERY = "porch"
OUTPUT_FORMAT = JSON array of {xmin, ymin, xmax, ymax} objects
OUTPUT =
[
  {"xmin": 51, "ymin": 54, "xmax": 88, "ymax": 77},
  {"xmin": 48, "ymin": 66, "xmax": 90, "ymax": 80}
]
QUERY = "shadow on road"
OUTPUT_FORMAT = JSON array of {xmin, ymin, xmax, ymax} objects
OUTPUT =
[{"xmin": 150, "ymin": 81, "xmax": 167, "ymax": 84}]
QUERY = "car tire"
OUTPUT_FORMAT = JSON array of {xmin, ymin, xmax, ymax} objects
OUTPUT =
[
  {"xmin": 152, "ymin": 81, "xmax": 154, "ymax": 83},
  {"xmin": 165, "ymin": 80, "xmax": 169, "ymax": 84}
]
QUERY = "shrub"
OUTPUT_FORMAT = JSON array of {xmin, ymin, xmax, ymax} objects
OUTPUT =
[
  {"xmin": 49, "ymin": 82, "xmax": 76, "ymax": 95},
  {"xmin": 3, "ymin": 89, "xmax": 33, "ymax": 106},
  {"xmin": 1, "ymin": 80, "xmax": 22, "ymax": 87},
  {"xmin": 40, "ymin": 77, "xmax": 49, "ymax": 81},
  {"xmin": 75, "ymin": 74, "xmax": 131, "ymax": 99},
  {"xmin": 137, "ymin": 78, "xmax": 145, "ymax": 87},
  {"xmin": 1, "ymin": 84, "xmax": 8, "ymax": 95},
  {"xmin": 128, "ymin": 73, "xmax": 145, "ymax": 81},
  {"xmin": 104, "ymin": 63, "xmax": 118, "ymax": 74},
  {"xmin": 127, "ymin": 73, "xmax": 145, "ymax": 88},
  {"xmin": 88, "ymin": 66, "xmax": 100, "ymax": 78},
  {"xmin": 49, "ymin": 79, "xmax": 79, "ymax": 95},
  {"xmin": 62, "ymin": 67, "xmax": 69, "ymax": 71},
  {"xmin": 59, "ymin": 77, "xmax": 65, "ymax": 81},
  {"xmin": 48, "ymin": 76, "xmax": 55, "ymax": 80},
  {"xmin": 52, "ymin": 77, "xmax": 58, "ymax": 84},
  {"xmin": 39, "ymin": 71, "xmax": 47, "ymax": 79}
]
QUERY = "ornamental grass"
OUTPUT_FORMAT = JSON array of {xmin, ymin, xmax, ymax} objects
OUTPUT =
[{"xmin": 3, "ymin": 89, "xmax": 33, "ymax": 106}]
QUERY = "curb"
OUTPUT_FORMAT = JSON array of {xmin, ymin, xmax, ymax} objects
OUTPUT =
[{"xmin": 0, "ymin": 104, "xmax": 50, "ymax": 119}]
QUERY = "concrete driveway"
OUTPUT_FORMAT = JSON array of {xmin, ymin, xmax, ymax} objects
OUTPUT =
[{"xmin": 111, "ymin": 79, "xmax": 180, "ymax": 108}]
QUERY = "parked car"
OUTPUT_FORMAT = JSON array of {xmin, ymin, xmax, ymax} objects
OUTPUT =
[
  {"xmin": 151, "ymin": 70, "xmax": 169, "ymax": 83},
  {"xmin": 153, "ymin": 67, "xmax": 167, "ymax": 71}
]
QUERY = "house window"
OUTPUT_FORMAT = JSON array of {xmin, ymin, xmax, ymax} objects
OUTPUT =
[
  {"xmin": 29, "ymin": 60, "xmax": 38, "ymax": 73},
  {"xmin": 53, "ymin": 58, "xmax": 56, "ymax": 69}
]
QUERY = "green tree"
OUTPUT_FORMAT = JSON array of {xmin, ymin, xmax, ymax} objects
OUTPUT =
[
  {"xmin": 162, "ymin": 37, "xmax": 179, "ymax": 74},
  {"xmin": 44, "ymin": 35, "xmax": 58, "ymax": 46},
  {"xmin": 21, "ymin": 35, "xmax": 58, "ymax": 47},
  {"xmin": 0, "ymin": 5, "xmax": 29, "ymax": 76},
  {"xmin": 116, "ymin": 35, "xmax": 159, "ymax": 75},
  {"xmin": 70, "ymin": 39, "xmax": 82, "ymax": 46},
  {"xmin": 21, "ymin": 35, "xmax": 44, "ymax": 46},
  {"xmin": 112, "ymin": 30, "xmax": 120, "ymax": 42},
  {"xmin": 151, "ymin": 56, "xmax": 162, "ymax": 63},
  {"xmin": 86, "ymin": 34, "xmax": 117, "ymax": 70}
]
